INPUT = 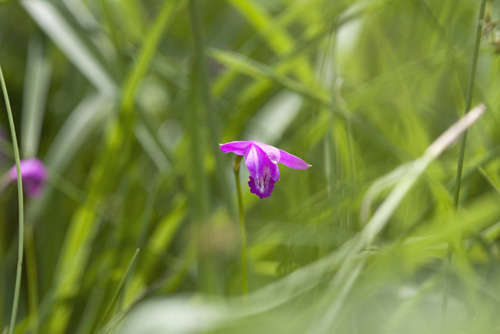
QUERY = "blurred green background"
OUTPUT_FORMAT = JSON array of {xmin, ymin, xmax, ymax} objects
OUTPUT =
[{"xmin": 1, "ymin": 0, "xmax": 500, "ymax": 333}]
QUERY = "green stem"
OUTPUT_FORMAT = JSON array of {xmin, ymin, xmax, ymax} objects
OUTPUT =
[
  {"xmin": 0, "ymin": 65, "xmax": 25, "ymax": 334},
  {"xmin": 95, "ymin": 248, "xmax": 140, "ymax": 330},
  {"xmin": 234, "ymin": 155, "xmax": 248, "ymax": 295},
  {"xmin": 443, "ymin": 0, "xmax": 487, "ymax": 317}
]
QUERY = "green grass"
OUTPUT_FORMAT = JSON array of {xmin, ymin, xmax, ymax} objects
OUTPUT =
[
  {"xmin": 1, "ymin": 0, "xmax": 500, "ymax": 333},
  {"xmin": 1, "ymin": 63, "xmax": 25, "ymax": 334}
]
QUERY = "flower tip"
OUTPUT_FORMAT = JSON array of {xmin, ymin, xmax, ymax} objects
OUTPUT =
[{"xmin": 7, "ymin": 158, "xmax": 48, "ymax": 198}]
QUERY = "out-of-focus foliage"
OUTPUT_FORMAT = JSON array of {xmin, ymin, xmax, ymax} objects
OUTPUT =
[{"xmin": 0, "ymin": 0, "xmax": 500, "ymax": 333}]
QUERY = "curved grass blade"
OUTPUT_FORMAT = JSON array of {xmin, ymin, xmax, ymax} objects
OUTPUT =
[{"xmin": 0, "ymin": 64, "xmax": 25, "ymax": 334}]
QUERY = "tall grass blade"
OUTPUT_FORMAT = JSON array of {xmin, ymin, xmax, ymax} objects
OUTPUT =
[
  {"xmin": 0, "ymin": 64, "xmax": 25, "ymax": 334},
  {"xmin": 94, "ymin": 249, "xmax": 140, "ymax": 331},
  {"xmin": 445, "ymin": 0, "xmax": 487, "ymax": 316}
]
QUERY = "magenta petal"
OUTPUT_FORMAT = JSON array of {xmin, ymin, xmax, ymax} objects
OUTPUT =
[
  {"xmin": 269, "ymin": 160, "xmax": 280, "ymax": 182},
  {"xmin": 245, "ymin": 145, "xmax": 280, "ymax": 199},
  {"xmin": 8, "ymin": 158, "xmax": 48, "ymax": 198},
  {"xmin": 252, "ymin": 141, "xmax": 280, "ymax": 164},
  {"xmin": 278, "ymin": 149, "xmax": 311, "ymax": 169},
  {"xmin": 248, "ymin": 175, "xmax": 276, "ymax": 199},
  {"xmin": 244, "ymin": 144, "xmax": 280, "ymax": 181},
  {"xmin": 244, "ymin": 144, "xmax": 269, "ymax": 179},
  {"xmin": 219, "ymin": 141, "xmax": 252, "ymax": 156}
]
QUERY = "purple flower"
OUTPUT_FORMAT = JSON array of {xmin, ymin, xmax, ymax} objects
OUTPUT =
[
  {"xmin": 220, "ymin": 140, "xmax": 311, "ymax": 199},
  {"xmin": 8, "ymin": 158, "xmax": 48, "ymax": 198}
]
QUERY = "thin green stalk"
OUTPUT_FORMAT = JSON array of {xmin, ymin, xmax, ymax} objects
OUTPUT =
[
  {"xmin": 0, "ymin": 65, "xmax": 25, "ymax": 334},
  {"xmin": 94, "ymin": 248, "xmax": 140, "ymax": 331},
  {"xmin": 443, "ymin": 0, "xmax": 487, "ymax": 317},
  {"xmin": 234, "ymin": 155, "xmax": 248, "ymax": 295}
]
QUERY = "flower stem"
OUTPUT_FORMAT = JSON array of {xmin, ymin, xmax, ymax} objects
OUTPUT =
[
  {"xmin": 233, "ymin": 155, "xmax": 248, "ymax": 295},
  {"xmin": 443, "ymin": 0, "xmax": 487, "ymax": 317},
  {"xmin": 0, "ymin": 65, "xmax": 25, "ymax": 334}
]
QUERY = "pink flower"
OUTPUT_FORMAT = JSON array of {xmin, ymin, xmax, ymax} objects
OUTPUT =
[
  {"xmin": 8, "ymin": 158, "xmax": 48, "ymax": 198},
  {"xmin": 220, "ymin": 140, "xmax": 311, "ymax": 199}
]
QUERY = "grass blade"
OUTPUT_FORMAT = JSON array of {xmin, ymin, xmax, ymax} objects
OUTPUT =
[
  {"xmin": 445, "ymin": 0, "xmax": 487, "ymax": 316},
  {"xmin": 21, "ymin": 38, "xmax": 51, "ymax": 158},
  {"xmin": 22, "ymin": 0, "xmax": 117, "ymax": 96},
  {"xmin": 0, "ymin": 64, "xmax": 25, "ymax": 334}
]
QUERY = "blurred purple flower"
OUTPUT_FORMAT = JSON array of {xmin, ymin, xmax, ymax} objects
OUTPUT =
[
  {"xmin": 8, "ymin": 158, "xmax": 48, "ymax": 198},
  {"xmin": 220, "ymin": 140, "xmax": 311, "ymax": 199}
]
